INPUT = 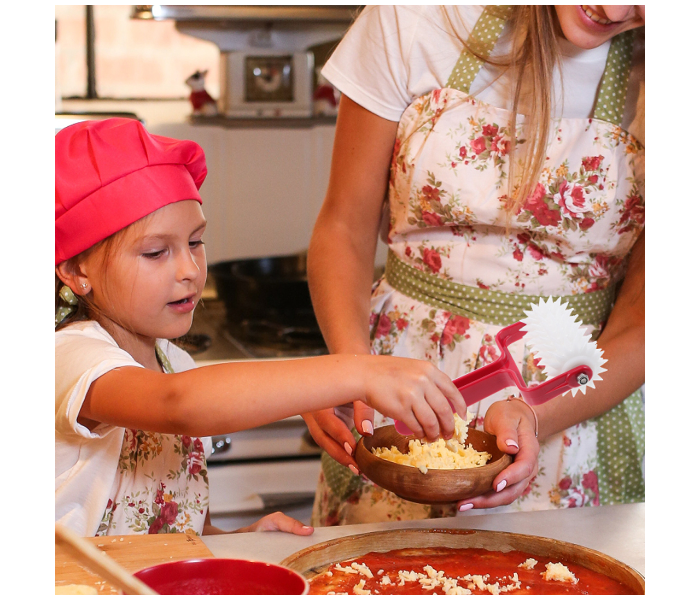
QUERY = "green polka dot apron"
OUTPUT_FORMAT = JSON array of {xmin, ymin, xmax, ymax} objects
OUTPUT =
[{"xmin": 312, "ymin": 6, "xmax": 644, "ymax": 527}]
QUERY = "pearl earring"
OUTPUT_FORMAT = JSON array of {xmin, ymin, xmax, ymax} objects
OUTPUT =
[{"xmin": 80, "ymin": 283, "xmax": 88, "ymax": 289}]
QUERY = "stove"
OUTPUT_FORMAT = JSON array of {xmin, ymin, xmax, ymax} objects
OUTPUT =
[
  {"xmin": 182, "ymin": 291, "xmax": 323, "ymax": 530},
  {"xmin": 224, "ymin": 318, "xmax": 327, "ymax": 359},
  {"xmin": 184, "ymin": 287, "xmax": 327, "ymax": 360}
]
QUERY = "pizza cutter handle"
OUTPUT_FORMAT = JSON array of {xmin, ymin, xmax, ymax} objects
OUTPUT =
[
  {"xmin": 393, "ymin": 322, "xmax": 526, "ymax": 436},
  {"xmin": 393, "ymin": 321, "xmax": 593, "ymax": 436}
]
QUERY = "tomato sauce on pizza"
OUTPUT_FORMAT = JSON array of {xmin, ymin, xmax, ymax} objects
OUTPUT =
[{"xmin": 307, "ymin": 547, "xmax": 637, "ymax": 595}]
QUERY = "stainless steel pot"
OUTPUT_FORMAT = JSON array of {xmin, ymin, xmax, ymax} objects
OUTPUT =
[{"xmin": 210, "ymin": 252, "xmax": 325, "ymax": 350}]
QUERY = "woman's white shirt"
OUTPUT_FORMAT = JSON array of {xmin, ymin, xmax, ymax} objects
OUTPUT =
[{"xmin": 322, "ymin": 5, "xmax": 643, "ymax": 143}]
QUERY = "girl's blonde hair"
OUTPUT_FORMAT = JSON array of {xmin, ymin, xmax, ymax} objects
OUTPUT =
[
  {"xmin": 55, "ymin": 235, "xmax": 120, "ymax": 331},
  {"xmin": 444, "ymin": 5, "xmax": 561, "ymax": 216},
  {"xmin": 55, "ymin": 220, "xmax": 146, "ymax": 332}
]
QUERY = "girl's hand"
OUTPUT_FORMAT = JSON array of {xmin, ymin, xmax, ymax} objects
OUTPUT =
[
  {"xmin": 360, "ymin": 355, "xmax": 467, "ymax": 441},
  {"xmin": 457, "ymin": 398, "xmax": 539, "ymax": 510},
  {"xmin": 234, "ymin": 511, "xmax": 314, "ymax": 536}
]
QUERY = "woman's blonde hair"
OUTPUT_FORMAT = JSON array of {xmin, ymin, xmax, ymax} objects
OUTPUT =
[{"xmin": 444, "ymin": 5, "xmax": 562, "ymax": 216}]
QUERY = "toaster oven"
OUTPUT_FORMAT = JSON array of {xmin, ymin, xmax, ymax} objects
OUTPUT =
[{"xmin": 219, "ymin": 50, "xmax": 314, "ymax": 118}]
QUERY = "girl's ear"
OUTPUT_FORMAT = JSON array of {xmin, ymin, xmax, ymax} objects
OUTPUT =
[{"xmin": 56, "ymin": 261, "xmax": 91, "ymax": 297}]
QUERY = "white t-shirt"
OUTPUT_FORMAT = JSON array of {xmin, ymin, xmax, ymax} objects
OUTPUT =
[
  {"xmin": 55, "ymin": 321, "xmax": 210, "ymax": 536},
  {"xmin": 322, "ymin": 5, "xmax": 644, "ymax": 143}
]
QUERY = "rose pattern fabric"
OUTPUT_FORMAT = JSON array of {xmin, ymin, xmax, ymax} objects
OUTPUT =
[
  {"xmin": 97, "ymin": 431, "xmax": 209, "ymax": 536},
  {"xmin": 312, "ymin": 85, "xmax": 643, "ymax": 526},
  {"xmin": 386, "ymin": 89, "xmax": 644, "ymax": 295}
]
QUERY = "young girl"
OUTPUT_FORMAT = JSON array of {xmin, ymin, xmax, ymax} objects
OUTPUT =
[
  {"xmin": 55, "ymin": 117, "xmax": 471, "ymax": 538},
  {"xmin": 304, "ymin": 5, "xmax": 645, "ymax": 525}
]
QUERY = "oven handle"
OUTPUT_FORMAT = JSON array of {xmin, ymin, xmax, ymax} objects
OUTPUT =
[{"xmin": 254, "ymin": 492, "xmax": 317, "ymax": 510}]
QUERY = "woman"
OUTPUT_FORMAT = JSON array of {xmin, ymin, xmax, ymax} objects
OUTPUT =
[{"xmin": 303, "ymin": 5, "xmax": 645, "ymax": 526}]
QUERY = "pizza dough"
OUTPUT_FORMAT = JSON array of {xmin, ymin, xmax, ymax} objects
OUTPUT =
[
  {"xmin": 307, "ymin": 547, "xmax": 637, "ymax": 595},
  {"xmin": 55, "ymin": 584, "xmax": 99, "ymax": 594}
]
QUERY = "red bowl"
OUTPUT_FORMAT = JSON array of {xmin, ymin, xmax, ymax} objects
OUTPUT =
[{"xmin": 132, "ymin": 558, "xmax": 309, "ymax": 595}]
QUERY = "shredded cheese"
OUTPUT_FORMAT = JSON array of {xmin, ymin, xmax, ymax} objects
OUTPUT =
[
  {"xmin": 334, "ymin": 563, "xmax": 359, "ymax": 575},
  {"xmin": 519, "ymin": 558, "xmax": 538, "ymax": 570},
  {"xmin": 543, "ymin": 562, "xmax": 578, "ymax": 584},
  {"xmin": 372, "ymin": 412, "xmax": 490, "ymax": 473},
  {"xmin": 351, "ymin": 562, "xmax": 374, "ymax": 579},
  {"xmin": 353, "ymin": 579, "xmax": 371, "ymax": 595}
]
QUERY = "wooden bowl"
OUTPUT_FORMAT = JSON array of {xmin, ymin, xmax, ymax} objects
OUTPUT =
[{"xmin": 355, "ymin": 425, "xmax": 512, "ymax": 504}]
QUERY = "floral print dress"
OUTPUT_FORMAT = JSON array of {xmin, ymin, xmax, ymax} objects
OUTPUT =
[
  {"xmin": 312, "ymin": 10, "xmax": 644, "ymax": 527},
  {"xmin": 96, "ymin": 346, "xmax": 210, "ymax": 536}
]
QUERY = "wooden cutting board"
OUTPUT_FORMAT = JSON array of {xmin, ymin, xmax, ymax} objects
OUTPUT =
[{"xmin": 55, "ymin": 533, "xmax": 214, "ymax": 595}]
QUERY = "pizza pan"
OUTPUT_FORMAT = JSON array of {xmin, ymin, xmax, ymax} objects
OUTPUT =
[{"xmin": 280, "ymin": 528, "xmax": 644, "ymax": 594}]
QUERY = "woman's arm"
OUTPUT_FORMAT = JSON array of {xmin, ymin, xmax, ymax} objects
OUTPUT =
[
  {"xmin": 307, "ymin": 95, "xmax": 399, "ymax": 355},
  {"xmin": 202, "ymin": 509, "xmax": 314, "ymax": 537},
  {"xmin": 535, "ymin": 230, "xmax": 645, "ymax": 438},
  {"xmin": 463, "ymin": 231, "xmax": 645, "ymax": 509},
  {"xmin": 302, "ymin": 95, "xmax": 403, "ymax": 468}
]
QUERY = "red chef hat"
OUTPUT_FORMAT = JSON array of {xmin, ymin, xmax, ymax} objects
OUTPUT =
[{"xmin": 55, "ymin": 118, "xmax": 207, "ymax": 265}]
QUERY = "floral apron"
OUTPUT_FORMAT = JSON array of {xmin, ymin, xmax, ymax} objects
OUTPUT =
[
  {"xmin": 96, "ymin": 345, "xmax": 210, "ymax": 536},
  {"xmin": 312, "ymin": 6, "xmax": 644, "ymax": 527}
]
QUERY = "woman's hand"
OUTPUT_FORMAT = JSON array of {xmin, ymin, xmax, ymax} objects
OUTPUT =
[
  {"xmin": 234, "ymin": 511, "xmax": 314, "ymax": 536},
  {"xmin": 302, "ymin": 408, "xmax": 361, "ymax": 475},
  {"xmin": 457, "ymin": 398, "xmax": 539, "ymax": 510}
]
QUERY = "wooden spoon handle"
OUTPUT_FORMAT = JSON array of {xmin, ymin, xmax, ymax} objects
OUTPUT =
[{"xmin": 55, "ymin": 523, "xmax": 158, "ymax": 595}]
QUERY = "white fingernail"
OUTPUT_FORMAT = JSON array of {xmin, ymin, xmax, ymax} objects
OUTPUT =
[
  {"xmin": 496, "ymin": 480, "xmax": 507, "ymax": 493},
  {"xmin": 349, "ymin": 465, "xmax": 360, "ymax": 476},
  {"xmin": 459, "ymin": 503, "xmax": 474, "ymax": 512},
  {"xmin": 505, "ymin": 439, "xmax": 519, "ymax": 449},
  {"xmin": 362, "ymin": 420, "xmax": 374, "ymax": 435},
  {"xmin": 344, "ymin": 442, "xmax": 353, "ymax": 455}
]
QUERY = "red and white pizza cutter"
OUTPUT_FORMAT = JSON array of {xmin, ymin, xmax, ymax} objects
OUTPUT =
[{"xmin": 394, "ymin": 297, "xmax": 607, "ymax": 435}]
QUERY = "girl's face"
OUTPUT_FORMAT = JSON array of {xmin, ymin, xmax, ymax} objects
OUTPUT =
[
  {"xmin": 84, "ymin": 200, "xmax": 207, "ymax": 343},
  {"xmin": 554, "ymin": 5, "xmax": 645, "ymax": 49}
]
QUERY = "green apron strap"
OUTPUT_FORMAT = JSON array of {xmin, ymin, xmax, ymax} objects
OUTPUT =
[
  {"xmin": 446, "ymin": 5, "xmax": 513, "ymax": 94},
  {"xmin": 447, "ymin": 9, "xmax": 637, "ymax": 127},
  {"xmin": 595, "ymin": 389, "xmax": 645, "ymax": 504},
  {"xmin": 320, "ymin": 429, "xmax": 363, "ymax": 501},
  {"xmin": 385, "ymin": 249, "xmax": 615, "ymax": 327},
  {"xmin": 592, "ymin": 30, "xmax": 636, "ymax": 126},
  {"xmin": 155, "ymin": 343, "xmax": 175, "ymax": 374}
]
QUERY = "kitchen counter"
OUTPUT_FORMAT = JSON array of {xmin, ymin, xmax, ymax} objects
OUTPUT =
[
  {"xmin": 54, "ymin": 504, "xmax": 644, "ymax": 593},
  {"xmin": 203, "ymin": 503, "xmax": 645, "ymax": 576}
]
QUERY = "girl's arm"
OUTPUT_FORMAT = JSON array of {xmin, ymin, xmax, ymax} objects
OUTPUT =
[
  {"xmin": 202, "ymin": 509, "xmax": 313, "ymax": 537},
  {"xmin": 80, "ymin": 352, "xmax": 466, "ymax": 441},
  {"xmin": 302, "ymin": 95, "xmax": 401, "ymax": 469},
  {"xmin": 463, "ymin": 231, "xmax": 645, "ymax": 509}
]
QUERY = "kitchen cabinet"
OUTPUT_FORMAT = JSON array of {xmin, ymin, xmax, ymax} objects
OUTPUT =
[{"xmin": 150, "ymin": 120, "xmax": 336, "ymax": 265}]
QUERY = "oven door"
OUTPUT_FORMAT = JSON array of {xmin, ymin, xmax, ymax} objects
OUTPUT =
[
  {"xmin": 208, "ymin": 457, "xmax": 321, "ymax": 530},
  {"xmin": 206, "ymin": 416, "xmax": 321, "ymax": 530}
]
